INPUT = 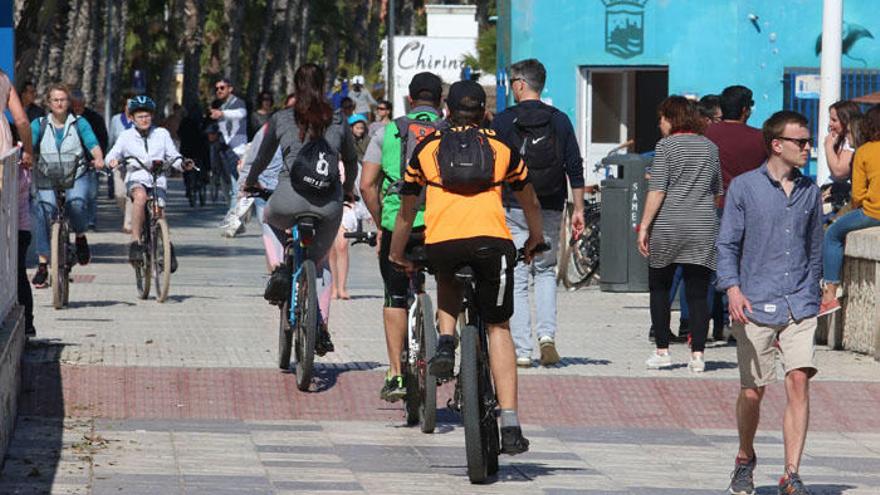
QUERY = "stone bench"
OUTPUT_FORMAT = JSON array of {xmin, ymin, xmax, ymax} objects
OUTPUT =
[{"xmin": 818, "ymin": 226, "xmax": 880, "ymax": 360}]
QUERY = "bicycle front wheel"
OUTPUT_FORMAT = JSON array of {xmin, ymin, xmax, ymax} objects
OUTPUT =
[
  {"xmin": 152, "ymin": 219, "xmax": 172, "ymax": 302},
  {"xmin": 294, "ymin": 259, "xmax": 318, "ymax": 391},
  {"xmin": 418, "ymin": 294, "xmax": 437, "ymax": 433},
  {"xmin": 50, "ymin": 222, "xmax": 68, "ymax": 310},
  {"xmin": 460, "ymin": 325, "xmax": 489, "ymax": 483}
]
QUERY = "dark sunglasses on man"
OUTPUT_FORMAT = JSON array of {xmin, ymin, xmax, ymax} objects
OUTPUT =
[{"xmin": 777, "ymin": 136, "xmax": 813, "ymax": 149}]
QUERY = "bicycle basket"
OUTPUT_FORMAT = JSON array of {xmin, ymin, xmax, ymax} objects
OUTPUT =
[{"xmin": 34, "ymin": 154, "xmax": 84, "ymax": 190}]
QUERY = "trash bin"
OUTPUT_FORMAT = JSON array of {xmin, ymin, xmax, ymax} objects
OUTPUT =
[{"xmin": 599, "ymin": 153, "xmax": 650, "ymax": 292}]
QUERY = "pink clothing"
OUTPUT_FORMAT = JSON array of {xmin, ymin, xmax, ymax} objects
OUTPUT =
[
  {"xmin": 18, "ymin": 167, "xmax": 32, "ymax": 231},
  {"xmin": 0, "ymin": 71, "xmax": 11, "ymax": 153},
  {"xmin": 0, "ymin": 71, "xmax": 29, "ymax": 230}
]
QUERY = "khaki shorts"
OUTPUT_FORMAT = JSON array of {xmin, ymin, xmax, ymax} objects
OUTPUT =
[{"xmin": 733, "ymin": 317, "xmax": 818, "ymax": 388}]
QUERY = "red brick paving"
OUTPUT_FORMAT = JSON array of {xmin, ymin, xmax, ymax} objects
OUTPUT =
[{"xmin": 19, "ymin": 363, "xmax": 880, "ymax": 431}]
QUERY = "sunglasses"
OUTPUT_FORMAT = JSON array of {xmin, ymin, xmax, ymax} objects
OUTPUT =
[
  {"xmin": 776, "ymin": 136, "xmax": 813, "ymax": 148},
  {"xmin": 215, "ymin": 85, "xmax": 228, "ymax": 92},
  {"xmin": 377, "ymin": 106, "xmax": 390, "ymax": 111}
]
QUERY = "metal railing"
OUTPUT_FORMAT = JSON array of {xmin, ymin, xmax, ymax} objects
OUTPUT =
[{"xmin": 0, "ymin": 147, "xmax": 21, "ymax": 321}]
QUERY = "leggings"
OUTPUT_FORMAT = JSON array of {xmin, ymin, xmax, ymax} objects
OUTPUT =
[
  {"xmin": 18, "ymin": 231, "xmax": 34, "ymax": 330},
  {"xmin": 649, "ymin": 263, "xmax": 712, "ymax": 352}
]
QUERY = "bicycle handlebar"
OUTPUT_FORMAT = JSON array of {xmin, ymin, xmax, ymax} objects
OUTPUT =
[
  {"xmin": 343, "ymin": 230, "xmax": 378, "ymax": 247},
  {"xmin": 516, "ymin": 241, "xmax": 551, "ymax": 263},
  {"xmin": 119, "ymin": 155, "xmax": 187, "ymax": 174},
  {"xmin": 243, "ymin": 185, "xmax": 273, "ymax": 200}
]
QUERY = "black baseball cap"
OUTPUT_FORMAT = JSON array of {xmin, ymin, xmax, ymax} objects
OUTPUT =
[
  {"xmin": 408, "ymin": 72, "xmax": 443, "ymax": 101},
  {"xmin": 446, "ymin": 80, "xmax": 486, "ymax": 111}
]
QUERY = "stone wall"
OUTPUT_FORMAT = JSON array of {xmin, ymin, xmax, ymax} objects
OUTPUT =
[
  {"xmin": 0, "ymin": 307, "xmax": 24, "ymax": 468},
  {"xmin": 821, "ymin": 227, "xmax": 880, "ymax": 360}
]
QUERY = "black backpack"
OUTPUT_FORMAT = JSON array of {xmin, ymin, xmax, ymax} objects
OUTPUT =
[
  {"xmin": 290, "ymin": 137, "xmax": 340, "ymax": 197},
  {"xmin": 430, "ymin": 127, "xmax": 499, "ymax": 195},
  {"xmin": 510, "ymin": 105, "xmax": 564, "ymax": 196}
]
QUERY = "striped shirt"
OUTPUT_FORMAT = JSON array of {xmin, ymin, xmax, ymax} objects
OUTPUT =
[{"xmin": 648, "ymin": 134, "xmax": 723, "ymax": 270}]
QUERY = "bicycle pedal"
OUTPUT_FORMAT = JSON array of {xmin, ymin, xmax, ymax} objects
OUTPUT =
[{"xmin": 446, "ymin": 398, "xmax": 461, "ymax": 413}]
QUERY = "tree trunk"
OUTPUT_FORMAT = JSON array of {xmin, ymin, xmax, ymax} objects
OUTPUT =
[
  {"xmin": 295, "ymin": 0, "xmax": 311, "ymax": 69},
  {"xmin": 246, "ymin": 0, "xmax": 275, "ymax": 106},
  {"xmin": 266, "ymin": 0, "xmax": 292, "ymax": 98},
  {"xmin": 82, "ymin": 0, "xmax": 103, "ymax": 107},
  {"xmin": 62, "ymin": 0, "xmax": 92, "ymax": 92},
  {"xmin": 182, "ymin": 0, "xmax": 205, "ymax": 111},
  {"xmin": 43, "ymin": 0, "xmax": 71, "ymax": 91},
  {"xmin": 364, "ymin": 0, "xmax": 381, "ymax": 80},
  {"xmin": 222, "ymin": 0, "xmax": 245, "ymax": 86}
]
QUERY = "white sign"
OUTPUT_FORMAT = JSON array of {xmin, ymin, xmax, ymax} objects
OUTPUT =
[
  {"xmin": 387, "ymin": 36, "xmax": 476, "ymax": 118},
  {"xmin": 795, "ymin": 74, "xmax": 822, "ymax": 100}
]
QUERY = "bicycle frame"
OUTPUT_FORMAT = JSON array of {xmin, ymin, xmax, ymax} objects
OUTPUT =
[
  {"xmin": 285, "ymin": 221, "xmax": 323, "ymax": 329},
  {"xmin": 405, "ymin": 270, "xmax": 427, "ymax": 367}
]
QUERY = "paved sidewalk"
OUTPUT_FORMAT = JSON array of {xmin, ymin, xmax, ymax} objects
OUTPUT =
[{"xmin": 3, "ymin": 179, "xmax": 880, "ymax": 494}]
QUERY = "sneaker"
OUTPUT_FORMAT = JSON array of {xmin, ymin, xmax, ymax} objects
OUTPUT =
[
  {"xmin": 429, "ymin": 338, "xmax": 455, "ymax": 379},
  {"xmin": 128, "ymin": 241, "xmax": 144, "ymax": 263},
  {"xmin": 538, "ymin": 336, "xmax": 560, "ymax": 366},
  {"xmin": 500, "ymin": 426, "xmax": 530, "ymax": 455},
  {"xmin": 818, "ymin": 299, "xmax": 841, "ymax": 317},
  {"xmin": 778, "ymin": 471, "xmax": 810, "ymax": 495},
  {"xmin": 75, "ymin": 236, "xmax": 91, "ymax": 265},
  {"xmin": 264, "ymin": 265, "xmax": 291, "ymax": 304},
  {"xmin": 379, "ymin": 374, "xmax": 407, "ymax": 402},
  {"xmin": 728, "ymin": 455, "xmax": 756, "ymax": 495},
  {"xmin": 516, "ymin": 356, "xmax": 532, "ymax": 368},
  {"xmin": 31, "ymin": 263, "xmax": 49, "ymax": 288},
  {"xmin": 645, "ymin": 352, "xmax": 673, "ymax": 369},
  {"xmin": 315, "ymin": 323, "xmax": 334, "ymax": 357},
  {"xmin": 688, "ymin": 354, "xmax": 705, "ymax": 373}
]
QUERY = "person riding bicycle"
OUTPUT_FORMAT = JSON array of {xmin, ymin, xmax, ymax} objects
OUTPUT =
[
  {"xmin": 360, "ymin": 71, "xmax": 446, "ymax": 402},
  {"xmin": 389, "ymin": 81, "xmax": 545, "ymax": 455},
  {"xmin": 245, "ymin": 63, "xmax": 358, "ymax": 357},
  {"xmin": 106, "ymin": 95, "xmax": 193, "ymax": 267},
  {"xmin": 30, "ymin": 83, "xmax": 106, "ymax": 288}
]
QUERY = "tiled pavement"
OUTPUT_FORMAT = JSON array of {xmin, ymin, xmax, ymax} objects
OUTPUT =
[{"xmin": 3, "ymin": 180, "xmax": 880, "ymax": 494}]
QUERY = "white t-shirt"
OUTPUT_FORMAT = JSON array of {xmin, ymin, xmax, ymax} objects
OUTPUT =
[{"xmin": 106, "ymin": 126, "xmax": 183, "ymax": 189}]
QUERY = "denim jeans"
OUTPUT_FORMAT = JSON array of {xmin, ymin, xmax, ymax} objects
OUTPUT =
[
  {"xmin": 85, "ymin": 169, "xmax": 98, "ymax": 226},
  {"xmin": 507, "ymin": 207, "xmax": 562, "ymax": 358},
  {"xmin": 32, "ymin": 174, "xmax": 90, "ymax": 257},
  {"xmin": 823, "ymin": 208, "xmax": 880, "ymax": 283}
]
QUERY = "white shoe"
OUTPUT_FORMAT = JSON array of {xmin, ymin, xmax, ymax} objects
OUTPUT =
[
  {"xmin": 516, "ymin": 356, "xmax": 532, "ymax": 368},
  {"xmin": 645, "ymin": 352, "xmax": 672, "ymax": 369},
  {"xmin": 688, "ymin": 355, "xmax": 705, "ymax": 373}
]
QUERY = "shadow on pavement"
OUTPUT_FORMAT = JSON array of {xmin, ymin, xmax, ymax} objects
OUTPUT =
[
  {"xmin": 756, "ymin": 485, "xmax": 854, "ymax": 495},
  {"xmin": 705, "ymin": 360, "xmax": 739, "ymax": 371},
  {"xmin": 65, "ymin": 299, "xmax": 136, "ymax": 309},
  {"xmin": 303, "ymin": 361, "xmax": 383, "ymax": 393},
  {"xmin": 0, "ymin": 339, "xmax": 70, "ymax": 491},
  {"xmin": 540, "ymin": 356, "xmax": 612, "ymax": 368},
  {"xmin": 162, "ymin": 294, "xmax": 220, "ymax": 303},
  {"xmin": 174, "ymin": 243, "xmax": 267, "ymax": 258}
]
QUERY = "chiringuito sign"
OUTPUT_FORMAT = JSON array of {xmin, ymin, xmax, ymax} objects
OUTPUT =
[{"xmin": 602, "ymin": 0, "xmax": 648, "ymax": 59}]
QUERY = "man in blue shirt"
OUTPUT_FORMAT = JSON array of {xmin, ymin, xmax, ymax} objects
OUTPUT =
[{"xmin": 716, "ymin": 111, "xmax": 822, "ymax": 495}]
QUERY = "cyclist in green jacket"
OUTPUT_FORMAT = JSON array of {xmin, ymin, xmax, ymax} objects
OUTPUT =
[{"xmin": 360, "ymin": 72, "xmax": 446, "ymax": 402}]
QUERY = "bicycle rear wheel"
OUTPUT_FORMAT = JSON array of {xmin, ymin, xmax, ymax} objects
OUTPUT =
[
  {"xmin": 294, "ymin": 259, "xmax": 318, "ymax": 391},
  {"xmin": 153, "ymin": 219, "xmax": 172, "ymax": 302},
  {"xmin": 50, "ymin": 222, "xmax": 68, "ymax": 310},
  {"xmin": 418, "ymin": 294, "xmax": 437, "ymax": 433},
  {"xmin": 460, "ymin": 325, "xmax": 489, "ymax": 483},
  {"xmin": 278, "ymin": 297, "xmax": 293, "ymax": 369}
]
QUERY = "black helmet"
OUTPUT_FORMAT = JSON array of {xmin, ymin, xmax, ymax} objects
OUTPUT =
[{"xmin": 128, "ymin": 95, "xmax": 157, "ymax": 114}]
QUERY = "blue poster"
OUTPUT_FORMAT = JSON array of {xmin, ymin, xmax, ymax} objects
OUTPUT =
[{"xmin": 0, "ymin": 0, "xmax": 13, "ymax": 79}]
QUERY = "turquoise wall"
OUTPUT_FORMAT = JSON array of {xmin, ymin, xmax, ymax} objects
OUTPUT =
[
  {"xmin": 507, "ymin": 0, "xmax": 880, "ymax": 126},
  {"xmin": 0, "ymin": 0, "xmax": 12, "ymax": 79}
]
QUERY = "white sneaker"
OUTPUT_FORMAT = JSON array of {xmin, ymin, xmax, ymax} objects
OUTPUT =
[
  {"xmin": 645, "ymin": 352, "xmax": 672, "ymax": 369},
  {"xmin": 516, "ymin": 356, "xmax": 532, "ymax": 368},
  {"xmin": 688, "ymin": 355, "xmax": 705, "ymax": 373}
]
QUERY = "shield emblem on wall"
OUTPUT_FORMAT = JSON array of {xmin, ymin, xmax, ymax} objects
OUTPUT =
[{"xmin": 603, "ymin": 0, "xmax": 648, "ymax": 59}]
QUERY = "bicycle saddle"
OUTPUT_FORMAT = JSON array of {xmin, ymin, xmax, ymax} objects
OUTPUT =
[{"xmin": 294, "ymin": 214, "xmax": 321, "ymax": 239}]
